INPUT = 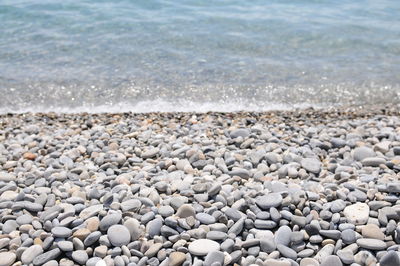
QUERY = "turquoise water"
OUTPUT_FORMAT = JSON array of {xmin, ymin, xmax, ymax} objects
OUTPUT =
[{"xmin": 1, "ymin": 0, "xmax": 399, "ymax": 113}]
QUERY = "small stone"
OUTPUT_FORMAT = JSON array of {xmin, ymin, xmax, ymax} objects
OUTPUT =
[
  {"xmin": 361, "ymin": 157, "xmax": 386, "ymax": 167},
  {"xmin": 99, "ymin": 213, "xmax": 122, "ymax": 231},
  {"xmin": 32, "ymin": 248, "xmax": 61, "ymax": 266},
  {"xmin": 277, "ymin": 244, "xmax": 297, "ymax": 260},
  {"xmin": 107, "ymin": 225, "xmax": 131, "ymax": 247},
  {"xmin": 144, "ymin": 243, "xmax": 162, "ymax": 257},
  {"xmin": 124, "ymin": 218, "xmax": 141, "ymax": 241},
  {"xmin": 196, "ymin": 213, "xmax": 216, "ymax": 224},
  {"xmin": 337, "ymin": 249, "xmax": 354, "ymax": 264},
  {"xmin": 57, "ymin": 241, "xmax": 74, "ymax": 252},
  {"xmin": 299, "ymin": 258, "xmax": 319, "ymax": 266},
  {"xmin": 142, "ymin": 147, "xmax": 159, "ymax": 159},
  {"xmin": 353, "ymin": 146, "xmax": 375, "ymax": 161},
  {"xmin": 188, "ymin": 239, "xmax": 220, "ymax": 256},
  {"xmin": 120, "ymin": 199, "xmax": 141, "ymax": 212}
]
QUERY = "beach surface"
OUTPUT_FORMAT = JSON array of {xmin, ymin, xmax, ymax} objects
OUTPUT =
[{"xmin": 1, "ymin": 106, "xmax": 400, "ymax": 266}]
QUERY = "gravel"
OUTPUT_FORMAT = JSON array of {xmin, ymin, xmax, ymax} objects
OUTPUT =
[{"xmin": 0, "ymin": 106, "xmax": 400, "ymax": 265}]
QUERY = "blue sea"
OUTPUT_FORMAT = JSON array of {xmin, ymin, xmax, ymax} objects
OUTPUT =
[{"xmin": 1, "ymin": 0, "xmax": 399, "ymax": 113}]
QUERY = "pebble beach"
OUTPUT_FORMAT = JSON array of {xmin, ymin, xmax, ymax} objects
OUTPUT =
[{"xmin": 1, "ymin": 106, "xmax": 400, "ymax": 266}]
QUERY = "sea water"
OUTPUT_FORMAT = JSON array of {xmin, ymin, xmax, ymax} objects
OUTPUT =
[{"xmin": 1, "ymin": 0, "xmax": 399, "ymax": 113}]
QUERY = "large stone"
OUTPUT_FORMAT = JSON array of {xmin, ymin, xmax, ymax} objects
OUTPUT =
[
  {"xmin": 0, "ymin": 252, "xmax": 16, "ymax": 266},
  {"xmin": 21, "ymin": 245, "xmax": 43, "ymax": 264},
  {"xmin": 301, "ymin": 158, "xmax": 321, "ymax": 174},
  {"xmin": 169, "ymin": 252, "xmax": 186, "ymax": 266},
  {"xmin": 380, "ymin": 250, "xmax": 400, "ymax": 266},
  {"xmin": 356, "ymin": 238, "xmax": 386, "ymax": 250},
  {"xmin": 256, "ymin": 193, "xmax": 283, "ymax": 210},
  {"xmin": 353, "ymin": 146, "xmax": 375, "ymax": 161}
]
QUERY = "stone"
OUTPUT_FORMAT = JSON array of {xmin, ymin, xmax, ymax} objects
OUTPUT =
[
  {"xmin": 107, "ymin": 225, "xmax": 131, "ymax": 247},
  {"xmin": 204, "ymin": 251, "xmax": 224, "ymax": 266},
  {"xmin": 144, "ymin": 243, "xmax": 162, "ymax": 257},
  {"xmin": 321, "ymin": 255, "xmax": 343, "ymax": 266},
  {"xmin": 176, "ymin": 204, "xmax": 196, "ymax": 218},
  {"xmin": 353, "ymin": 146, "xmax": 375, "ymax": 161},
  {"xmin": 169, "ymin": 252, "xmax": 186, "ymax": 266},
  {"xmin": 120, "ymin": 199, "xmax": 141, "ymax": 212},
  {"xmin": 196, "ymin": 213, "xmax": 216, "ymax": 224},
  {"xmin": 260, "ymin": 238, "xmax": 276, "ymax": 253},
  {"xmin": 188, "ymin": 239, "xmax": 220, "ymax": 256},
  {"xmin": 230, "ymin": 128, "xmax": 250, "ymax": 138},
  {"xmin": 99, "ymin": 213, "xmax": 122, "ymax": 231},
  {"xmin": 256, "ymin": 193, "xmax": 283, "ymax": 210},
  {"xmin": 343, "ymin": 202, "xmax": 369, "ymax": 225},
  {"xmin": 275, "ymin": 225, "xmax": 292, "ymax": 246},
  {"xmin": 72, "ymin": 250, "xmax": 88, "ymax": 264},
  {"xmin": 142, "ymin": 147, "xmax": 159, "ymax": 158},
  {"xmin": 301, "ymin": 158, "xmax": 321, "ymax": 174},
  {"xmin": 299, "ymin": 258, "xmax": 319, "ymax": 266},
  {"xmin": 51, "ymin": 227, "xmax": 72, "ymax": 238},
  {"xmin": 32, "ymin": 248, "xmax": 61, "ymax": 265},
  {"xmin": 362, "ymin": 157, "xmax": 386, "ymax": 167},
  {"xmin": 356, "ymin": 238, "xmax": 387, "ymax": 250},
  {"xmin": 124, "ymin": 218, "xmax": 141, "ymax": 241},
  {"xmin": 0, "ymin": 252, "xmax": 16, "ymax": 266},
  {"xmin": 277, "ymin": 244, "xmax": 297, "ymax": 260},
  {"xmin": 337, "ymin": 249, "xmax": 354, "ymax": 264},
  {"xmin": 361, "ymin": 224, "xmax": 385, "ymax": 240},
  {"xmin": 380, "ymin": 250, "xmax": 400, "ymax": 266},
  {"xmin": 58, "ymin": 241, "xmax": 74, "ymax": 252}
]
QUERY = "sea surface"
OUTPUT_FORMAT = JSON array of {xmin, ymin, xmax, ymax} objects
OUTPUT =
[{"xmin": 1, "ymin": 0, "xmax": 400, "ymax": 113}]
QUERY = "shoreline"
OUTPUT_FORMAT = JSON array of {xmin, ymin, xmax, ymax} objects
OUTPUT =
[{"xmin": 0, "ymin": 104, "xmax": 399, "ymax": 265}]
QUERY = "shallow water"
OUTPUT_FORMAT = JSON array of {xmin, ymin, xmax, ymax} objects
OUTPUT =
[{"xmin": 1, "ymin": 0, "xmax": 399, "ymax": 113}]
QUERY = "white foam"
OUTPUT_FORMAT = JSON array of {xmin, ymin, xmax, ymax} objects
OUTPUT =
[{"xmin": 0, "ymin": 100, "xmax": 321, "ymax": 114}]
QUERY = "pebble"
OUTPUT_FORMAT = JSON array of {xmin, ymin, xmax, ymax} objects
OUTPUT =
[
  {"xmin": 356, "ymin": 238, "xmax": 387, "ymax": 250},
  {"xmin": 256, "ymin": 193, "xmax": 283, "ymax": 210},
  {"xmin": 169, "ymin": 252, "xmax": 186, "ymax": 266},
  {"xmin": 380, "ymin": 250, "xmax": 400, "ymax": 266},
  {"xmin": 72, "ymin": 250, "xmax": 88, "ymax": 264},
  {"xmin": 0, "ymin": 252, "xmax": 16, "ymax": 266},
  {"xmin": 343, "ymin": 202, "xmax": 369, "ymax": 225}
]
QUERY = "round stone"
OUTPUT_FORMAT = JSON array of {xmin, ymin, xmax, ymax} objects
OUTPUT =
[
  {"xmin": 301, "ymin": 158, "xmax": 321, "ymax": 174},
  {"xmin": 380, "ymin": 250, "xmax": 400, "ymax": 266},
  {"xmin": 99, "ymin": 213, "xmax": 122, "ymax": 231},
  {"xmin": 188, "ymin": 239, "xmax": 220, "ymax": 256},
  {"xmin": 124, "ymin": 218, "xmax": 141, "ymax": 241},
  {"xmin": 176, "ymin": 204, "xmax": 196, "ymax": 218},
  {"xmin": 159, "ymin": 206, "xmax": 174, "ymax": 217},
  {"xmin": 353, "ymin": 146, "xmax": 375, "ymax": 161},
  {"xmin": 71, "ymin": 250, "xmax": 88, "ymax": 265},
  {"xmin": 196, "ymin": 213, "xmax": 216, "ymax": 224},
  {"xmin": 321, "ymin": 255, "xmax": 343, "ymax": 266},
  {"xmin": 107, "ymin": 225, "xmax": 130, "ymax": 247}
]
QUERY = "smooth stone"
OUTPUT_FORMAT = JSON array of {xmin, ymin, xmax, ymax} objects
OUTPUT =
[
  {"xmin": 142, "ymin": 147, "xmax": 159, "ymax": 158},
  {"xmin": 146, "ymin": 218, "xmax": 163, "ymax": 237},
  {"xmin": 176, "ymin": 204, "xmax": 196, "ymax": 218},
  {"xmin": 72, "ymin": 250, "xmax": 88, "ymax": 264},
  {"xmin": 260, "ymin": 238, "xmax": 276, "ymax": 253},
  {"xmin": 159, "ymin": 206, "xmax": 174, "ymax": 217},
  {"xmin": 204, "ymin": 251, "xmax": 224, "ymax": 266},
  {"xmin": 2, "ymin": 220, "xmax": 18, "ymax": 234},
  {"xmin": 188, "ymin": 239, "xmax": 220, "ymax": 256},
  {"xmin": 353, "ymin": 146, "xmax": 375, "ymax": 161},
  {"xmin": 380, "ymin": 250, "xmax": 400, "ymax": 266},
  {"xmin": 330, "ymin": 199, "xmax": 346, "ymax": 213},
  {"xmin": 230, "ymin": 128, "xmax": 250, "ymax": 138},
  {"xmin": 207, "ymin": 231, "xmax": 227, "ymax": 241},
  {"xmin": 84, "ymin": 231, "xmax": 102, "ymax": 246},
  {"xmin": 224, "ymin": 208, "xmax": 242, "ymax": 221},
  {"xmin": 107, "ymin": 225, "xmax": 130, "ymax": 247},
  {"xmin": 21, "ymin": 245, "xmax": 44, "ymax": 264},
  {"xmin": 356, "ymin": 238, "xmax": 386, "ymax": 250},
  {"xmin": 79, "ymin": 204, "xmax": 103, "ymax": 219},
  {"xmin": 99, "ymin": 213, "xmax": 122, "ymax": 231},
  {"xmin": 301, "ymin": 158, "xmax": 321, "ymax": 174},
  {"xmin": 256, "ymin": 193, "xmax": 283, "ymax": 210},
  {"xmin": 341, "ymin": 229, "xmax": 356, "ymax": 244},
  {"xmin": 337, "ymin": 249, "xmax": 354, "ymax": 264},
  {"xmin": 343, "ymin": 202, "xmax": 369, "ymax": 225},
  {"xmin": 0, "ymin": 252, "xmax": 16, "ymax": 266},
  {"xmin": 321, "ymin": 255, "xmax": 343, "ymax": 266},
  {"xmin": 169, "ymin": 252, "xmax": 186, "ymax": 266},
  {"xmin": 319, "ymin": 230, "xmax": 341, "ymax": 240},
  {"xmin": 51, "ymin": 227, "xmax": 72, "ymax": 238},
  {"xmin": 264, "ymin": 259, "xmax": 291, "ymax": 266},
  {"xmin": 16, "ymin": 214, "xmax": 33, "ymax": 225}
]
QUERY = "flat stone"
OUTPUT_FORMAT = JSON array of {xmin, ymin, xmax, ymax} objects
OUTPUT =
[
  {"xmin": 146, "ymin": 218, "xmax": 163, "ymax": 237},
  {"xmin": 230, "ymin": 128, "xmax": 250, "ymax": 139},
  {"xmin": 260, "ymin": 238, "xmax": 276, "ymax": 253},
  {"xmin": 79, "ymin": 204, "xmax": 103, "ymax": 220},
  {"xmin": 277, "ymin": 244, "xmax": 297, "ymax": 260},
  {"xmin": 0, "ymin": 252, "xmax": 16, "ymax": 266},
  {"xmin": 84, "ymin": 231, "xmax": 102, "ymax": 246},
  {"xmin": 224, "ymin": 208, "xmax": 242, "ymax": 221},
  {"xmin": 176, "ymin": 204, "xmax": 196, "ymax": 218},
  {"xmin": 341, "ymin": 229, "xmax": 356, "ymax": 244},
  {"xmin": 188, "ymin": 239, "xmax": 220, "ymax": 256},
  {"xmin": 120, "ymin": 199, "xmax": 141, "ymax": 212},
  {"xmin": 107, "ymin": 225, "xmax": 130, "ymax": 247},
  {"xmin": 57, "ymin": 241, "xmax": 73, "ymax": 252},
  {"xmin": 159, "ymin": 205, "xmax": 174, "ymax": 217},
  {"xmin": 256, "ymin": 193, "xmax": 283, "ymax": 210},
  {"xmin": 337, "ymin": 249, "xmax": 354, "ymax": 264},
  {"xmin": 343, "ymin": 202, "xmax": 369, "ymax": 225},
  {"xmin": 169, "ymin": 251, "xmax": 186, "ymax": 266},
  {"xmin": 275, "ymin": 225, "xmax": 292, "ymax": 246},
  {"xmin": 356, "ymin": 238, "xmax": 386, "ymax": 250},
  {"xmin": 142, "ymin": 147, "xmax": 159, "ymax": 159},
  {"xmin": 301, "ymin": 158, "xmax": 321, "ymax": 174},
  {"xmin": 264, "ymin": 259, "xmax": 291, "ymax": 266},
  {"xmin": 299, "ymin": 258, "xmax": 319, "ymax": 266},
  {"xmin": 2, "ymin": 220, "xmax": 18, "ymax": 234}
]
